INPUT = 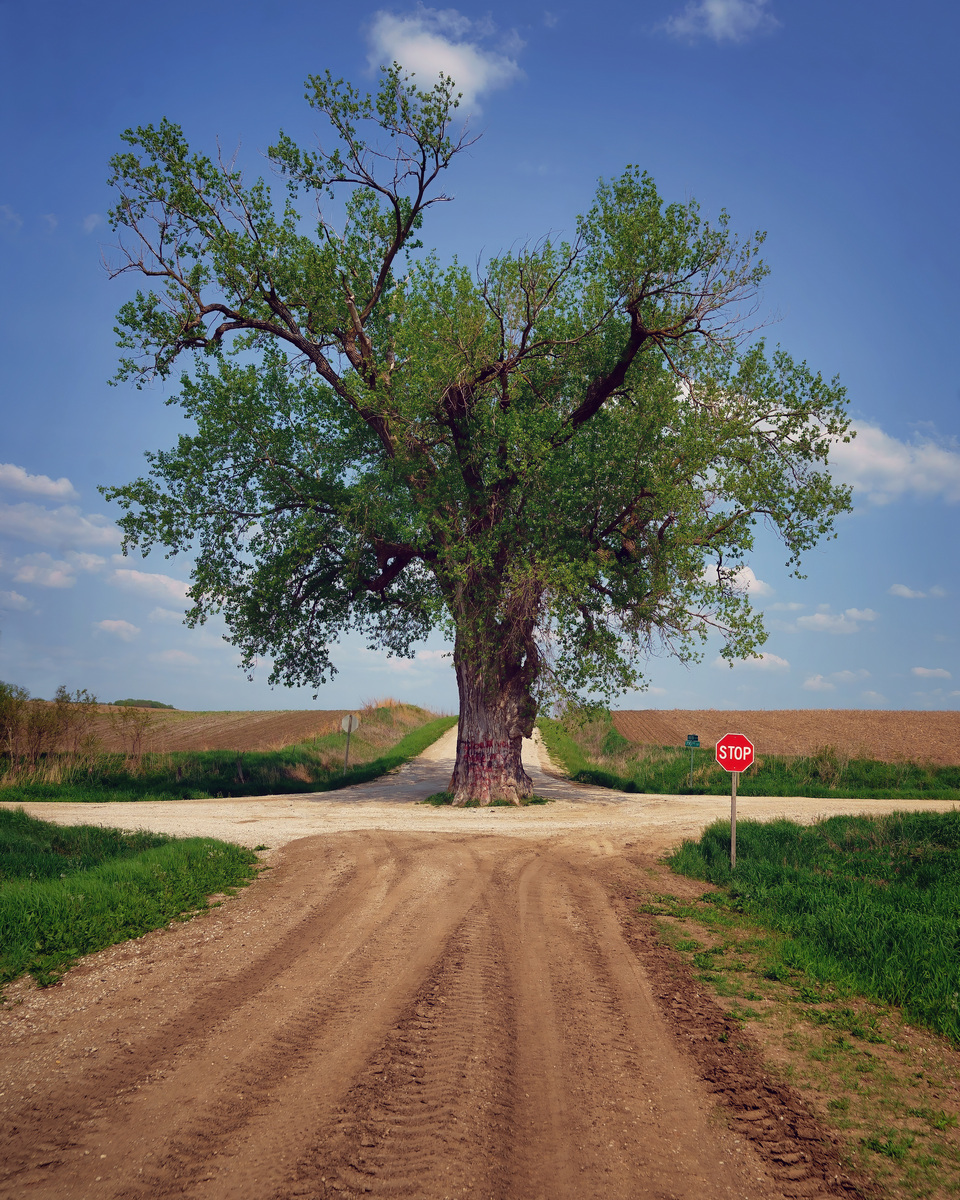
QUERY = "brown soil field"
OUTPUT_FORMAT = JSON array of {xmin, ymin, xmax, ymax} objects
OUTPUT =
[
  {"xmin": 613, "ymin": 709, "xmax": 960, "ymax": 766},
  {"xmin": 78, "ymin": 707, "xmax": 349, "ymax": 753}
]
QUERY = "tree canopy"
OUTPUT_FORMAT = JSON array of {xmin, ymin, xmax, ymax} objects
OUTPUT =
[{"xmin": 102, "ymin": 66, "xmax": 852, "ymax": 803}]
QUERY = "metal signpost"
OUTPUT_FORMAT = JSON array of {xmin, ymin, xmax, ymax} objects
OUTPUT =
[
  {"xmin": 684, "ymin": 734, "xmax": 700, "ymax": 788},
  {"xmin": 341, "ymin": 713, "xmax": 360, "ymax": 772},
  {"xmin": 714, "ymin": 733, "xmax": 755, "ymax": 870}
]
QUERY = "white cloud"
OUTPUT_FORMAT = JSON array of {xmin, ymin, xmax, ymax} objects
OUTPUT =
[
  {"xmin": 861, "ymin": 690, "xmax": 888, "ymax": 704},
  {"xmin": 0, "ymin": 589, "xmax": 32, "ymax": 611},
  {"xmin": 804, "ymin": 668, "xmax": 869, "ymax": 691},
  {"xmin": 415, "ymin": 648, "xmax": 452, "ymax": 663},
  {"xmin": 831, "ymin": 669, "xmax": 870, "ymax": 684},
  {"xmin": 831, "ymin": 422, "xmax": 960, "ymax": 506},
  {"xmin": 149, "ymin": 648, "xmax": 201, "ymax": 667},
  {"xmin": 662, "ymin": 0, "xmax": 778, "ymax": 43},
  {"xmin": 6, "ymin": 549, "xmax": 105, "ymax": 590},
  {"xmin": 82, "ymin": 213, "xmax": 103, "ymax": 234},
  {"xmin": 66, "ymin": 551, "xmax": 107, "ymax": 572},
  {"xmin": 148, "ymin": 606, "xmax": 185, "ymax": 624},
  {"xmin": 12, "ymin": 553, "xmax": 76, "ymax": 588},
  {"xmin": 366, "ymin": 7, "xmax": 523, "ymax": 110},
  {"xmin": 0, "ymin": 501, "xmax": 118, "ymax": 548},
  {"xmin": 888, "ymin": 583, "xmax": 946, "ymax": 601},
  {"xmin": 0, "ymin": 464, "xmax": 77, "ymax": 499},
  {"xmin": 0, "ymin": 206, "xmax": 23, "ymax": 231},
  {"xmin": 704, "ymin": 564, "xmax": 773, "ymax": 596},
  {"xmin": 109, "ymin": 569, "xmax": 190, "ymax": 602},
  {"xmin": 712, "ymin": 651, "xmax": 790, "ymax": 671},
  {"xmin": 94, "ymin": 619, "xmax": 141, "ymax": 642},
  {"xmin": 796, "ymin": 607, "xmax": 878, "ymax": 634},
  {"xmin": 42, "ymin": 214, "xmax": 57, "ymax": 231},
  {"xmin": 911, "ymin": 666, "xmax": 952, "ymax": 680},
  {"xmin": 769, "ymin": 601, "xmax": 804, "ymax": 611}
]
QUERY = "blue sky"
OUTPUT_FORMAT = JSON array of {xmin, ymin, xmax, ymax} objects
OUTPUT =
[{"xmin": 1, "ymin": 0, "xmax": 958, "ymax": 713}]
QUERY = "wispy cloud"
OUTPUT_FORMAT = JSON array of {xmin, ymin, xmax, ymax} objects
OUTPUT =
[
  {"xmin": 803, "ymin": 667, "xmax": 869, "ymax": 691},
  {"xmin": 796, "ymin": 607, "xmax": 878, "ymax": 634},
  {"xmin": 0, "ymin": 205, "xmax": 23, "ymax": 232},
  {"xmin": 831, "ymin": 422, "xmax": 960, "ymax": 506},
  {"xmin": 12, "ymin": 553, "xmax": 76, "ymax": 589},
  {"xmin": 0, "ymin": 589, "xmax": 33, "ymax": 611},
  {"xmin": 703, "ymin": 564, "xmax": 774, "ymax": 596},
  {"xmin": 911, "ymin": 666, "xmax": 952, "ymax": 680},
  {"xmin": 662, "ymin": 0, "xmax": 779, "ymax": 43},
  {"xmin": 0, "ymin": 464, "xmax": 77, "ymax": 499},
  {"xmin": 832, "ymin": 669, "xmax": 870, "ymax": 684},
  {"xmin": 0, "ymin": 501, "xmax": 118, "ymax": 548},
  {"xmin": 8, "ymin": 550, "xmax": 106, "ymax": 590},
  {"xmin": 81, "ymin": 213, "xmax": 103, "ymax": 234},
  {"xmin": 148, "ymin": 606, "xmax": 185, "ymax": 624},
  {"xmin": 366, "ymin": 7, "xmax": 523, "ymax": 110},
  {"xmin": 888, "ymin": 582, "xmax": 946, "ymax": 599},
  {"xmin": 94, "ymin": 619, "xmax": 141, "ymax": 642},
  {"xmin": 712, "ymin": 651, "xmax": 790, "ymax": 671},
  {"xmin": 149, "ymin": 648, "xmax": 201, "ymax": 667},
  {"xmin": 109, "ymin": 569, "xmax": 190, "ymax": 603}
]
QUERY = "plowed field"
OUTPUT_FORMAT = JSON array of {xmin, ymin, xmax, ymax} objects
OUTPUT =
[
  {"xmin": 613, "ymin": 709, "xmax": 960, "ymax": 766},
  {"xmin": 83, "ymin": 708, "xmax": 348, "ymax": 753}
]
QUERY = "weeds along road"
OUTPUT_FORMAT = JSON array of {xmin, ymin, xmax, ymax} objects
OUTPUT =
[{"xmin": 3, "ymin": 729, "xmax": 955, "ymax": 1199}]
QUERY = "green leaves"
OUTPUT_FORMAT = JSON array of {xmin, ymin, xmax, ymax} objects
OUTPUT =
[{"xmin": 104, "ymin": 68, "xmax": 852, "ymax": 708}]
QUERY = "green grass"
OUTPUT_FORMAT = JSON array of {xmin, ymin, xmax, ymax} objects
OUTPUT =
[
  {"xmin": 538, "ymin": 714, "xmax": 960, "ymax": 800},
  {"xmin": 421, "ymin": 791, "xmax": 551, "ymax": 806},
  {"xmin": 666, "ymin": 809, "xmax": 960, "ymax": 1043},
  {"xmin": 0, "ymin": 712, "xmax": 457, "ymax": 803},
  {"xmin": 0, "ymin": 807, "xmax": 259, "ymax": 987}
]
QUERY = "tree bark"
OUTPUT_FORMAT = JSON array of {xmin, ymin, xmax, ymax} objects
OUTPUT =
[{"xmin": 448, "ymin": 634, "xmax": 536, "ymax": 806}]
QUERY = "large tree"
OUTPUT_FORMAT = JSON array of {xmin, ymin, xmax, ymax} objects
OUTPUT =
[{"xmin": 103, "ymin": 67, "xmax": 852, "ymax": 804}]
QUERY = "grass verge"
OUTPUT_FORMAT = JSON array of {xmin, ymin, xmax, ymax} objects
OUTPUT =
[
  {"xmin": 646, "ymin": 810, "xmax": 960, "ymax": 1198},
  {"xmin": 538, "ymin": 714, "xmax": 960, "ymax": 799},
  {"xmin": 0, "ymin": 807, "xmax": 259, "ymax": 988},
  {"xmin": 1, "ymin": 711, "xmax": 457, "ymax": 803},
  {"xmin": 666, "ymin": 810, "xmax": 960, "ymax": 1042}
]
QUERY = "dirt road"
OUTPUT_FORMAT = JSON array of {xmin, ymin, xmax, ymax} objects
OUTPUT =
[{"xmin": 3, "ymin": 728, "xmax": 951, "ymax": 1199}]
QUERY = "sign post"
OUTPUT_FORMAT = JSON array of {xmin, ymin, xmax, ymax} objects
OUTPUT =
[
  {"xmin": 684, "ymin": 734, "xmax": 700, "ymax": 788},
  {"xmin": 715, "ymin": 733, "xmax": 754, "ymax": 870},
  {"xmin": 341, "ymin": 713, "xmax": 360, "ymax": 772}
]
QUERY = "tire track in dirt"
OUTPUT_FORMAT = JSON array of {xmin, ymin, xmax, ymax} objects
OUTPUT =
[
  {"xmin": 2, "ymin": 831, "xmax": 854, "ymax": 1200},
  {"xmin": 290, "ymin": 903, "xmax": 516, "ymax": 1198}
]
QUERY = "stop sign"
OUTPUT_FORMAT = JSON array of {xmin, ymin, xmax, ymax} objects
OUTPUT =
[{"xmin": 715, "ymin": 733, "xmax": 754, "ymax": 772}]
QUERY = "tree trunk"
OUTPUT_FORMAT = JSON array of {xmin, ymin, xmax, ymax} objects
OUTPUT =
[{"xmin": 449, "ymin": 635, "xmax": 536, "ymax": 806}]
